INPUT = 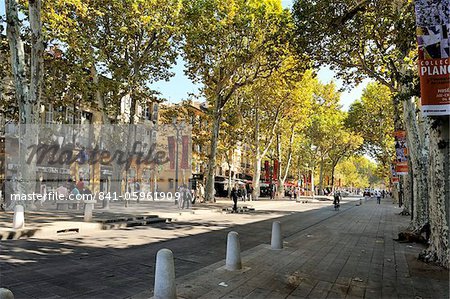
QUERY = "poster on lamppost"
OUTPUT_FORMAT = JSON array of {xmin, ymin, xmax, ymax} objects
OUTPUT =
[
  {"xmin": 392, "ymin": 177, "xmax": 400, "ymax": 184},
  {"xmin": 414, "ymin": 0, "xmax": 450, "ymax": 116},
  {"xmin": 273, "ymin": 159, "xmax": 279, "ymax": 181},
  {"xmin": 394, "ymin": 131, "xmax": 409, "ymax": 175},
  {"xmin": 390, "ymin": 164, "xmax": 400, "ymax": 184}
]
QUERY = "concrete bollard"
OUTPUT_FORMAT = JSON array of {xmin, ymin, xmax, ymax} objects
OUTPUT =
[
  {"xmin": 154, "ymin": 249, "xmax": 177, "ymax": 299},
  {"xmin": 102, "ymin": 197, "xmax": 110, "ymax": 209},
  {"xmin": 84, "ymin": 203, "xmax": 94, "ymax": 222},
  {"xmin": 225, "ymin": 231, "xmax": 242, "ymax": 271},
  {"xmin": 0, "ymin": 288, "xmax": 14, "ymax": 299},
  {"xmin": 271, "ymin": 221, "xmax": 283, "ymax": 250},
  {"xmin": 13, "ymin": 205, "xmax": 24, "ymax": 229}
]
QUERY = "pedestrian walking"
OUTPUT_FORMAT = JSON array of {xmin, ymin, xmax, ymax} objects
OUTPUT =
[
  {"xmin": 245, "ymin": 184, "xmax": 251, "ymax": 201},
  {"xmin": 270, "ymin": 184, "xmax": 275, "ymax": 200},
  {"xmin": 198, "ymin": 183, "xmax": 205, "ymax": 203},
  {"xmin": 333, "ymin": 191, "xmax": 341, "ymax": 211},
  {"xmin": 237, "ymin": 187, "xmax": 243, "ymax": 201},
  {"xmin": 376, "ymin": 191, "xmax": 381, "ymax": 204},
  {"xmin": 134, "ymin": 180, "xmax": 141, "ymax": 203},
  {"xmin": 248, "ymin": 184, "xmax": 254, "ymax": 201},
  {"xmin": 177, "ymin": 185, "xmax": 184, "ymax": 208},
  {"xmin": 181, "ymin": 185, "xmax": 192, "ymax": 209},
  {"xmin": 364, "ymin": 190, "xmax": 370, "ymax": 201},
  {"xmin": 71, "ymin": 182, "xmax": 81, "ymax": 209},
  {"xmin": 230, "ymin": 186, "xmax": 238, "ymax": 212}
]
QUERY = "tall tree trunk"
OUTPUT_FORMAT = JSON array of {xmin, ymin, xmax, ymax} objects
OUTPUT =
[
  {"xmin": 422, "ymin": 117, "xmax": 449, "ymax": 268},
  {"xmin": 227, "ymin": 153, "xmax": 233, "ymax": 197},
  {"xmin": 276, "ymin": 132, "xmax": 283, "ymax": 196},
  {"xmin": 6, "ymin": 0, "xmax": 43, "ymax": 210},
  {"xmin": 6, "ymin": 0, "xmax": 28, "ymax": 123},
  {"xmin": 403, "ymin": 97, "xmax": 429, "ymax": 229},
  {"xmin": 331, "ymin": 166, "xmax": 335, "ymax": 191},
  {"xmin": 318, "ymin": 156, "xmax": 324, "ymax": 195},
  {"xmin": 205, "ymin": 96, "xmax": 223, "ymax": 202},
  {"xmin": 28, "ymin": 0, "xmax": 44, "ymax": 110},
  {"xmin": 251, "ymin": 99, "xmax": 280, "ymax": 200},
  {"xmin": 252, "ymin": 101, "xmax": 261, "ymax": 199},
  {"xmin": 253, "ymin": 155, "xmax": 262, "ymax": 199},
  {"xmin": 278, "ymin": 125, "xmax": 295, "ymax": 196},
  {"xmin": 402, "ymin": 173, "xmax": 412, "ymax": 214}
]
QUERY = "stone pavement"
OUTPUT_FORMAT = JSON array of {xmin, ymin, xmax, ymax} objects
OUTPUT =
[
  {"xmin": 0, "ymin": 198, "xmax": 353, "ymax": 298},
  {"xmin": 0, "ymin": 199, "xmax": 222, "ymax": 240},
  {"xmin": 139, "ymin": 199, "xmax": 449, "ymax": 299},
  {"xmin": 1, "ymin": 199, "xmax": 448, "ymax": 298},
  {"xmin": 0, "ymin": 197, "xmax": 326, "ymax": 240}
]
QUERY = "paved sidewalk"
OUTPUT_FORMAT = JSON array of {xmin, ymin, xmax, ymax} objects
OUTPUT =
[
  {"xmin": 1, "ymin": 199, "xmax": 447, "ymax": 298},
  {"xmin": 0, "ymin": 197, "xmax": 327, "ymax": 240},
  {"xmin": 139, "ymin": 200, "xmax": 448, "ymax": 299},
  {"xmin": 0, "ymin": 200, "xmax": 219, "ymax": 239}
]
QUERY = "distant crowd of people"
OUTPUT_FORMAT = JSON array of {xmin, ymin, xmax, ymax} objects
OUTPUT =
[
  {"xmin": 0, "ymin": 176, "xmax": 93, "ymax": 211},
  {"xmin": 363, "ymin": 189, "xmax": 391, "ymax": 204}
]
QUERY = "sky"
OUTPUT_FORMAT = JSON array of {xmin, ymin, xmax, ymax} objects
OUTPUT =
[{"xmin": 1, "ymin": 0, "xmax": 370, "ymax": 111}]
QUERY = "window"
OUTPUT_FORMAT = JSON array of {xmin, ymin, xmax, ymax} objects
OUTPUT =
[
  {"xmin": 81, "ymin": 111, "xmax": 92, "ymax": 124},
  {"xmin": 45, "ymin": 105, "xmax": 54, "ymax": 124},
  {"xmin": 145, "ymin": 106, "xmax": 151, "ymax": 120}
]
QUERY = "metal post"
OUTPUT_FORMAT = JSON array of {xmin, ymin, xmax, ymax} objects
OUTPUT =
[{"xmin": 175, "ymin": 125, "xmax": 179, "ymax": 193}]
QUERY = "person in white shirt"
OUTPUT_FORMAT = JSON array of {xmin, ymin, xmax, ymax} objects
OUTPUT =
[{"xmin": 56, "ymin": 183, "xmax": 69, "ymax": 200}]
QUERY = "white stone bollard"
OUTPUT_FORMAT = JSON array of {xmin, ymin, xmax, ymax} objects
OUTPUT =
[
  {"xmin": 225, "ymin": 231, "xmax": 242, "ymax": 271},
  {"xmin": 102, "ymin": 197, "xmax": 110, "ymax": 209},
  {"xmin": 154, "ymin": 249, "xmax": 177, "ymax": 299},
  {"xmin": 271, "ymin": 221, "xmax": 283, "ymax": 250},
  {"xmin": 0, "ymin": 288, "xmax": 14, "ymax": 299},
  {"xmin": 84, "ymin": 203, "xmax": 94, "ymax": 222},
  {"xmin": 13, "ymin": 205, "xmax": 24, "ymax": 229}
]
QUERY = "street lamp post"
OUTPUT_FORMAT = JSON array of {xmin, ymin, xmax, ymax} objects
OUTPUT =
[
  {"xmin": 175, "ymin": 127, "xmax": 179, "ymax": 192},
  {"xmin": 310, "ymin": 145, "xmax": 317, "ymax": 199},
  {"xmin": 172, "ymin": 119, "xmax": 183, "ymax": 194}
]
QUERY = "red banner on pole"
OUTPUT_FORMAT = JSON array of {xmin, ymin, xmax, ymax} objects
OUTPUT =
[
  {"xmin": 394, "ymin": 131, "xmax": 409, "ymax": 175},
  {"xmin": 395, "ymin": 162, "xmax": 409, "ymax": 175},
  {"xmin": 167, "ymin": 136, "xmax": 175, "ymax": 170},
  {"xmin": 273, "ymin": 159, "xmax": 279, "ymax": 180},
  {"xmin": 181, "ymin": 135, "xmax": 189, "ymax": 169},
  {"xmin": 414, "ymin": 1, "xmax": 450, "ymax": 116}
]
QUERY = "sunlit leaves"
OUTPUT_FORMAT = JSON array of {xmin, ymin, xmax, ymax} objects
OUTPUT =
[
  {"xmin": 292, "ymin": 0, "xmax": 417, "ymax": 91},
  {"xmin": 347, "ymin": 82, "xmax": 395, "ymax": 167}
]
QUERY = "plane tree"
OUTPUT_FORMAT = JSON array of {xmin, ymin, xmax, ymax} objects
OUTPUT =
[{"xmin": 181, "ymin": 0, "xmax": 295, "ymax": 201}]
